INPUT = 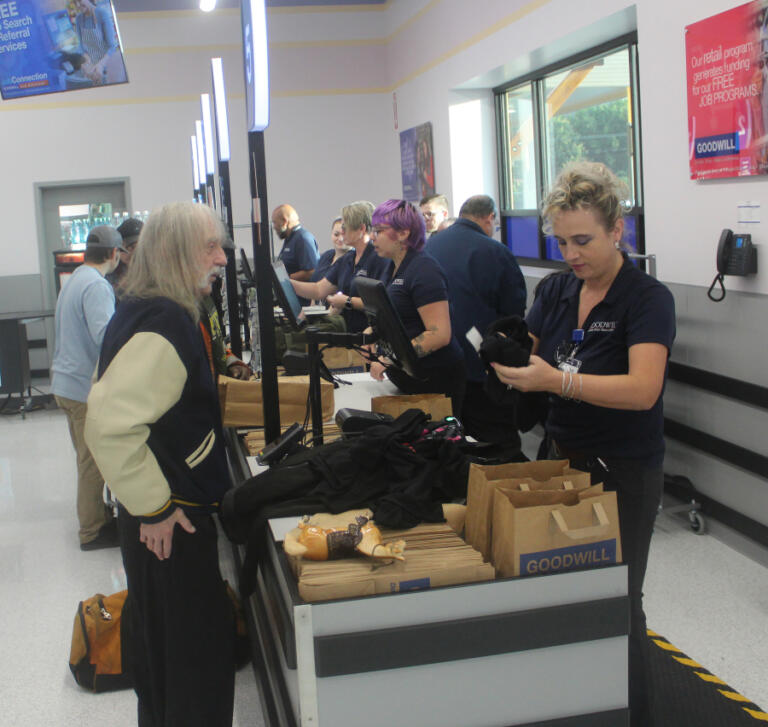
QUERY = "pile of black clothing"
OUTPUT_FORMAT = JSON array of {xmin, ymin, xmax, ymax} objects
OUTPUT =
[{"xmin": 220, "ymin": 409, "xmax": 523, "ymax": 595}]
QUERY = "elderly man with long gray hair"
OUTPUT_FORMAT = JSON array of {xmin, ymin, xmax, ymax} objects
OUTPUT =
[{"xmin": 85, "ymin": 201, "xmax": 236, "ymax": 727}]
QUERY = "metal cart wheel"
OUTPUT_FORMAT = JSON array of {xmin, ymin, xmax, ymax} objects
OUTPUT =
[{"xmin": 689, "ymin": 509, "xmax": 706, "ymax": 534}]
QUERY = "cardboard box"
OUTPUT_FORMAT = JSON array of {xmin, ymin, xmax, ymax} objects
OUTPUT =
[
  {"xmin": 464, "ymin": 459, "xmax": 591, "ymax": 562},
  {"xmin": 371, "ymin": 393, "xmax": 452, "ymax": 420},
  {"xmin": 491, "ymin": 485, "xmax": 622, "ymax": 578},
  {"xmin": 288, "ymin": 522, "xmax": 494, "ymax": 602},
  {"xmin": 218, "ymin": 375, "xmax": 334, "ymax": 428}
]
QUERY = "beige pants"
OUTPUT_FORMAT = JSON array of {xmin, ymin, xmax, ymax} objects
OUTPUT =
[{"xmin": 55, "ymin": 395, "xmax": 112, "ymax": 543}]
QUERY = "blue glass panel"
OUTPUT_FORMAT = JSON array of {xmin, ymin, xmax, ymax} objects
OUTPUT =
[{"xmin": 505, "ymin": 216, "xmax": 539, "ymax": 258}]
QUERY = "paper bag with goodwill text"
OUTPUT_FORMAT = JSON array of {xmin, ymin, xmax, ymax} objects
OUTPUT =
[
  {"xmin": 491, "ymin": 485, "xmax": 622, "ymax": 578},
  {"xmin": 464, "ymin": 459, "xmax": 592, "ymax": 562},
  {"xmin": 371, "ymin": 393, "xmax": 452, "ymax": 420},
  {"xmin": 218, "ymin": 375, "xmax": 334, "ymax": 428}
]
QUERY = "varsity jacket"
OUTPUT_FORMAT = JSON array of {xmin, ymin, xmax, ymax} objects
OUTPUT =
[{"xmin": 85, "ymin": 296, "xmax": 231, "ymax": 523}]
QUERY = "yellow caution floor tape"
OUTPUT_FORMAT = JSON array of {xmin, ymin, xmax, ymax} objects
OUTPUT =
[{"xmin": 648, "ymin": 630, "xmax": 768, "ymax": 723}]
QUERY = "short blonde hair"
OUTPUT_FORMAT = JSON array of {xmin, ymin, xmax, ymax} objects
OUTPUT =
[
  {"xmin": 121, "ymin": 202, "xmax": 226, "ymax": 322},
  {"xmin": 342, "ymin": 200, "xmax": 374, "ymax": 232},
  {"xmin": 542, "ymin": 162, "xmax": 629, "ymax": 235}
]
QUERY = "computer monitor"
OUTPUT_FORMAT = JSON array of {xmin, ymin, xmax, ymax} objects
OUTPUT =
[
  {"xmin": 270, "ymin": 261, "xmax": 303, "ymax": 330},
  {"xmin": 355, "ymin": 277, "xmax": 420, "ymax": 379}
]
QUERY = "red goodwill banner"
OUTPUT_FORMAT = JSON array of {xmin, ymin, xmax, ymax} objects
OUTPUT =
[{"xmin": 686, "ymin": 1, "xmax": 768, "ymax": 179}]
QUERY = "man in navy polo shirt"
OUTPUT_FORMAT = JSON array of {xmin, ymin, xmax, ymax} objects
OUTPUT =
[
  {"xmin": 272, "ymin": 204, "xmax": 319, "ymax": 304},
  {"xmin": 426, "ymin": 194, "xmax": 526, "ymax": 449}
]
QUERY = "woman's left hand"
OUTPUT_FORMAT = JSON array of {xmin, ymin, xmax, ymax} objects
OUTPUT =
[{"xmin": 491, "ymin": 355, "xmax": 560, "ymax": 393}]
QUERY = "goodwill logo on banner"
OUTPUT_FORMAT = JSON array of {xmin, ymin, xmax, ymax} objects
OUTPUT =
[{"xmin": 686, "ymin": 1, "xmax": 768, "ymax": 179}]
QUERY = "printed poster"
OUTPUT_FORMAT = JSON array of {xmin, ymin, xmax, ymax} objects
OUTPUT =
[
  {"xmin": 686, "ymin": 1, "xmax": 768, "ymax": 179},
  {"xmin": 0, "ymin": 0, "xmax": 127, "ymax": 100},
  {"xmin": 400, "ymin": 121, "xmax": 435, "ymax": 203}
]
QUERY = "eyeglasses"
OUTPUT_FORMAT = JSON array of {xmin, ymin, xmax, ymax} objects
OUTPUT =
[{"xmin": 372, "ymin": 225, "xmax": 392, "ymax": 236}]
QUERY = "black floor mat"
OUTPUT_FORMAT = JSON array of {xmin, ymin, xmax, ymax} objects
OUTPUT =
[{"xmin": 648, "ymin": 630, "xmax": 767, "ymax": 726}]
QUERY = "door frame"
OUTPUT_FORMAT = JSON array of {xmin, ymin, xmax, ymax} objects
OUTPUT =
[{"xmin": 33, "ymin": 177, "xmax": 132, "ymax": 312}]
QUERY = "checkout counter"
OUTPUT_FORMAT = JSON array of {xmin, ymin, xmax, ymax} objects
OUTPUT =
[{"xmin": 224, "ymin": 373, "xmax": 629, "ymax": 727}]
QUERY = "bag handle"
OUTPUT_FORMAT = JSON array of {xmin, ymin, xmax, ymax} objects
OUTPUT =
[
  {"xmin": 550, "ymin": 503, "xmax": 610, "ymax": 540},
  {"xmin": 519, "ymin": 480, "xmax": 573, "ymax": 492}
]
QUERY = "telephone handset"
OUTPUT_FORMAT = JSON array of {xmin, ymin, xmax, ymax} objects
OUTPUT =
[{"xmin": 708, "ymin": 229, "xmax": 757, "ymax": 301}]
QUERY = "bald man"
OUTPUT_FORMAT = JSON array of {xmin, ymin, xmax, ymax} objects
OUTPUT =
[{"xmin": 271, "ymin": 205, "xmax": 319, "ymax": 302}]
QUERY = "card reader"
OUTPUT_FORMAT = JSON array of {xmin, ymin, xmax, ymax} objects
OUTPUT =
[{"xmin": 256, "ymin": 422, "xmax": 305, "ymax": 466}]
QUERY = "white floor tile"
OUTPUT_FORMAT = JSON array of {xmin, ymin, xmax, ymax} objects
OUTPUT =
[{"xmin": 1, "ymin": 408, "xmax": 765, "ymax": 724}]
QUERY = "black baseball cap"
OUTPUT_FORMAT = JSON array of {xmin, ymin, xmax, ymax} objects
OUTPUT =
[
  {"xmin": 117, "ymin": 217, "xmax": 144, "ymax": 246},
  {"xmin": 86, "ymin": 225, "xmax": 126, "ymax": 253}
]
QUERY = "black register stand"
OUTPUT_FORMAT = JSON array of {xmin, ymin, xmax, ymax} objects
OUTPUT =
[
  {"xmin": 222, "ymin": 273, "xmax": 630, "ymax": 726},
  {"xmin": 223, "ymin": 425, "xmax": 630, "ymax": 727}
]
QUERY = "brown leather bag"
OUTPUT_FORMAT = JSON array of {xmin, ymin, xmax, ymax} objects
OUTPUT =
[{"xmin": 69, "ymin": 590, "xmax": 132, "ymax": 692}]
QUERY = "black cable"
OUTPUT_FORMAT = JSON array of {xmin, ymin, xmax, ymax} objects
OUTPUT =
[{"xmin": 707, "ymin": 273, "xmax": 726, "ymax": 302}]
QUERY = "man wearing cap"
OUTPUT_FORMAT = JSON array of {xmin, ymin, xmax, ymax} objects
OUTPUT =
[
  {"xmin": 51, "ymin": 225, "xmax": 123, "ymax": 550},
  {"xmin": 106, "ymin": 216, "xmax": 143, "ymax": 293}
]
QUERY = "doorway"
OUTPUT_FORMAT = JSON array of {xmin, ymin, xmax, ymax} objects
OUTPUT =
[{"xmin": 34, "ymin": 179, "xmax": 131, "ymax": 372}]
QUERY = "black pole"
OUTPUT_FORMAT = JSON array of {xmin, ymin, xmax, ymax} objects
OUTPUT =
[
  {"xmin": 248, "ymin": 130, "xmax": 280, "ymax": 443},
  {"xmin": 218, "ymin": 160, "xmax": 243, "ymax": 358}
]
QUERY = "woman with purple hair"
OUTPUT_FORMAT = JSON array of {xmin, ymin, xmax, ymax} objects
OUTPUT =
[{"xmin": 366, "ymin": 199, "xmax": 466, "ymax": 411}]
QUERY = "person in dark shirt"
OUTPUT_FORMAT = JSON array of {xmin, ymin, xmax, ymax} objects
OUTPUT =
[
  {"xmin": 367, "ymin": 199, "xmax": 466, "ymax": 412},
  {"xmin": 492, "ymin": 162, "xmax": 675, "ymax": 727},
  {"xmin": 272, "ymin": 204, "xmax": 319, "ymax": 305},
  {"xmin": 106, "ymin": 216, "xmax": 143, "ymax": 295},
  {"xmin": 291, "ymin": 201, "xmax": 390, "ymax": 333},
  {"xmin": 310, "ymin": 217, "xmax": 347, "ymax": 293},
  {"xmin": 419, "ymin": 193, "xmax": 449, "ymax": 237},
  {"xmin": 426, "ymin": 194, "xmax": 526, "ymax": 450}
]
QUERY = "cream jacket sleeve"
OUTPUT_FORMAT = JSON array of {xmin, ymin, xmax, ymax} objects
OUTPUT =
[{"xmin": 85, "ymin": 332, "xmax": 187, "ymax": 518}]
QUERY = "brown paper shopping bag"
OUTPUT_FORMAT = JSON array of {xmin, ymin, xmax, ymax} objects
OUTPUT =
[
  {"xmin": 491, "ymin": 486, "xmax": 622, "ymax": 578},
  {"xmin": 464, "ymin": 460, "xmax": 591, "ymax": 562},
  {"xmin": 218, "ymin": 375, "xmax": 334, "ymax": 427},
  {"xmin": 371, "ymin": 393, "xmax": 453, "ymax": 420}
]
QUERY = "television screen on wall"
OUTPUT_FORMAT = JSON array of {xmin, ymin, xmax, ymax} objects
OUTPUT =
[{"xmin": 0, "ymin": 0, "xmax": 128, "ymax": 100}]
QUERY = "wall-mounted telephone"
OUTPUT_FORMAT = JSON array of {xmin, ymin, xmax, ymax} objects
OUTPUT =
[{"xmin": 708, "ymin": 229, "xmax": 757, "ymax": 301}]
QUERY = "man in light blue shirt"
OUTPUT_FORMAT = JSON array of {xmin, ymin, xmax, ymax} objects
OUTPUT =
[{"xmin": 52, "ymin": 225, "xmax": 122, "ymax": 550}]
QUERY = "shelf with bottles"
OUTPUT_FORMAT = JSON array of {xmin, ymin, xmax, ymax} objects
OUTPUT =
[{"xmin": 58, "ymin": 203, "xmax": 150, "ymax": 249}]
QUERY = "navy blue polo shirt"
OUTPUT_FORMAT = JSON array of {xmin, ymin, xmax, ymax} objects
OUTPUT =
[
  {"xmin": 326, "ymin": 243, "xmax": 392, "ymax": 332},
  {"xmin": 526, "ymin": 259, "xmax": 675, "ymax": 464},
  {"xmin": 311, "ymin": 248, "xmax": 338, "ymax": 283},
  {"xmin": 385, "ymin": 248, "xmax": 463, "ymax": 372},
  {"xmin": 278, "ymin": 225, "xmax": 319, "ymax": 304},
  {"xmin": 426, "ymin": 217, "xmax": 526, "ymax": 382}
]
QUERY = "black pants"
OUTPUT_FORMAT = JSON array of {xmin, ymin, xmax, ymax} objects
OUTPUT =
[
  {"xmin": 550, "ymin": 444, "xmax": 662, "ymax": 727},
  {"xmin": 386, "ymin": 358, "xmax": 466, "ymax": 417},
  {"xmin": 118, "ymin": 507, "xmax": 236, "ymax": 727}
]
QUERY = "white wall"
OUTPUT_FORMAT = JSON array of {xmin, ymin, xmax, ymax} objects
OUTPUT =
[{"xmin": 2, "ymin": 0, "xmax": 766, "ymax": 289}]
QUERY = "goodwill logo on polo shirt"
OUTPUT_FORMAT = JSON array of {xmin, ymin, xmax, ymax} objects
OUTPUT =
[
  {"xmin": 391, "ymin": 278, "xmax": 404, "ymax": 286},
  {"xmin": 588, "ymin": 321, "xmax": 616, "ymax": 333}
]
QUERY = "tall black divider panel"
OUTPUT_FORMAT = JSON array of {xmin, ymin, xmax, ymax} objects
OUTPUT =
[
  {"xmin": 248, "ymin": 130, "xmax": 280, "ymax": 444},
  {"xmin": 219, "ymin": 159, "xmax": 243, "ymax": 358}
]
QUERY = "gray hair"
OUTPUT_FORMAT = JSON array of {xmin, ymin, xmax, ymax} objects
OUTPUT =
[
  {"xmin": 341, "ymin": 200, "xmax": 375, "ymax": 232},
  {"xmin": 120, "ymin": 201, "xmax": 226, "ymax": 322},
  {"xmin": 459, "ymin": 195, "xmax": 497, "ymax": 219}
]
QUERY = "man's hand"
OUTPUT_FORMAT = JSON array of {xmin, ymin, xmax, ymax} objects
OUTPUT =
[
  {"xmin": 227, "ymin": 362, "xmax": 251, "ymax": 380},
  {"xmin": 139, "ymin": 509, "xmax": 196, "ymax": 560}
]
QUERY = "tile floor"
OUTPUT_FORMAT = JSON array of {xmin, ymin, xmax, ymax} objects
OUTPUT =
[{"xmin": 0, "ymin": 404, "xmax": 765, "ymax": 725}]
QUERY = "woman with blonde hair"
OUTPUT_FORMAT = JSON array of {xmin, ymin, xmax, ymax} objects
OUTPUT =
[{"xmin": 493, "ymin": 162, "xmax": 675, "ymax": 727}]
